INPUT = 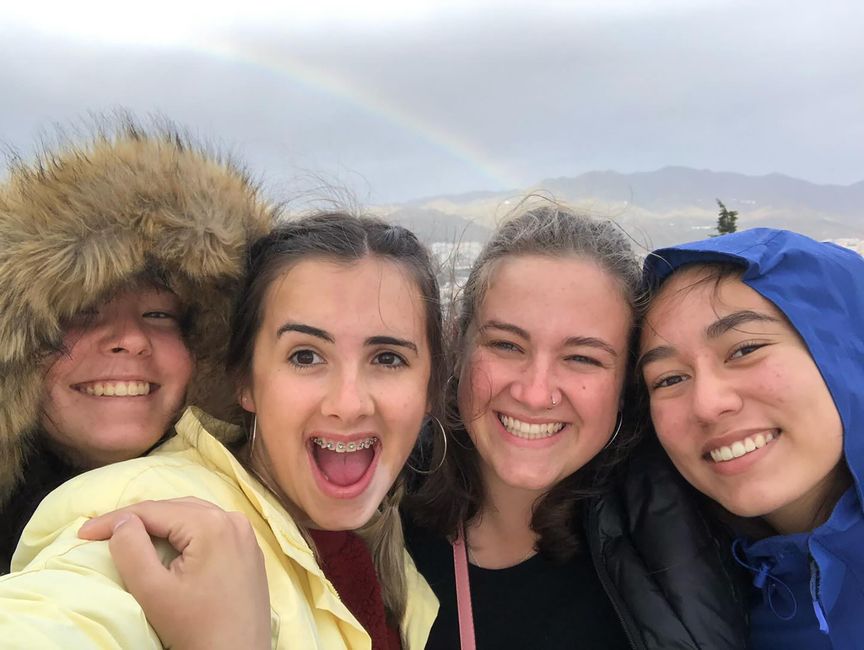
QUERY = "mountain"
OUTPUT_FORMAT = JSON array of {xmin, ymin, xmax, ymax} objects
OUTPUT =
[{"xmin": 382, "ymin": 167, "xmax": 864, "ymax": 248}]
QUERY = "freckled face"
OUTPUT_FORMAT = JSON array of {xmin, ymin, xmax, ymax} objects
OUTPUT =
[
  {"xmin": 241, "ymin": 256, "xmax": 431, "ymax": 531},
  {"xmin": 459, "ymin": 255, "xmax": 631, "ymax": 494},
  {"xmin": 41, "ymin": 286, "xmax": 193, "ymax": 468},
  {"xmin": 641, "ymin": 269, "xmax": 843, "ymax": 533}
]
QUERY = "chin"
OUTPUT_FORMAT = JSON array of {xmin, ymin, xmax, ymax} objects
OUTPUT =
[
  {"xmin": 502, "ymin": 471, "xmax": 559, "ymax": 493},
  {"xmin": 311, "ymin": 502, "xmax": 380, "ymax": 532},
  {"xmin": 713, "ymin": 492, "xmax": 780, "ymax": 520}
]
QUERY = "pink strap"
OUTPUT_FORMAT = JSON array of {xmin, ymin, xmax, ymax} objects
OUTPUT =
[{"xmin": 452, "ymin": 526, "xmax": 476, "ymax": 650}]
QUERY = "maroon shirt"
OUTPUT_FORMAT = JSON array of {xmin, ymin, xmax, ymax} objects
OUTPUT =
[{"xmin": 308, "ymin": 529, "xmax": 402, "ymax": 650}]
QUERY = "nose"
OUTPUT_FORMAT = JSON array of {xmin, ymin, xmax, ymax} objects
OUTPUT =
[
  {"xmin": 321, "ymin": 365, "xmax": 375, "ymax": 423},
  {"xmin": 690, "ymin": 367, "xmax": 743, "ymax": 424},
  {"xmin": 98, "ymin": 314, "xmax": 152, "ymax": 356},
  {"xmin": 510, "ymin": 355, "xmax": 556, "ymax": 411}
]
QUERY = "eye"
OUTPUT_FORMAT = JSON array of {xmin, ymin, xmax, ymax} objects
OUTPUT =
[
  {"xmin": 649, "ymin": 373, "xmax": 688, "ymax": 391},
  {"xmin": 565, "ymin": 354, "xmax": 603, "ymax": 368},
  {"xmin": 289, "ymin": 349, "xmax": 325, "ymax": 367},
  {"xmin": 143, "ymin": 311, "xmax": 179, "ymax": 320},
  {"xmin": 487, "ymin": 340, "xmax": 522, "ymax": 354},
  {"xmin": 728, "ymin": 341, "xmax": 767, "ymax": 360},
  {"xmin": 373, "ymin": 351, "xmax": 407, "ymax": 368}
]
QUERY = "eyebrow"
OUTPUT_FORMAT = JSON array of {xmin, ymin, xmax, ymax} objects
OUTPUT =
[
  {"xmin": 276, "ymin": 322, "xmax": 334, "ymax": 342},
  {"xmin": 636, "ymin": 345, "xmax": 675, "ymax": 374},
  {"xmin": 276, "ymin": 323, "xmax": 418, "ymax": 353},
  {"xmin": 564, "ymin": 336, "xmax": 619, "ymax": 358},
  {"xmin": 479, "ymin": 320, "xmax": 529, "ymax": 340},
  {"xmin": 705, "ymin": 310, "xmax": 780, "ymax": 339},
  {"xmin": 365, "ymin": 335, "xmax": 418, "ymax": 354},
  {"xmin": 637, "ymin": 310, "xmax": 781, "ymax": 373},
  {"xmin": 480, "ymin": 320, "xmax": 617, "ymax": 357}
]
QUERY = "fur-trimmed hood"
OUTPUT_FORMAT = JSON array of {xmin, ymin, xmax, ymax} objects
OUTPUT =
[{"xmin": 0, "ymin": 120, "xmax": 277, "ymax": 503}]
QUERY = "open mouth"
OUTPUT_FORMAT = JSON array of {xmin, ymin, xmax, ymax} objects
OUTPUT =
[
  {"xmin": 497, "ymin": 413, "xmax": 566, "ymax": 440},
  {"xmin": 706, "ymin": 430, "xmax": 781, "ymax": 463},
  {"xmin": 73, "ymin": 381, "xmax": 156, "ymax": 397},
  {"xmin": 310, "ymin": 436, "xmax": 379, "ymax": 487}
]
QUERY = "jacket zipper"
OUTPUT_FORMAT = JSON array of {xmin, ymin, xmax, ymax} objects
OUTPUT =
[{"xmin": 586, "ymin": 506, "xmax": 645, "ymax": 650}]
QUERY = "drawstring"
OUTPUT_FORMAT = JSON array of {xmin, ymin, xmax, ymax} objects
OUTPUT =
[
  {"xmin": 809, "ymin": 559, "xmax": 830, "ymax": 635},
  {"xmin": 732, "ymin": 539, "xmax": 798, "ymax": 621}
]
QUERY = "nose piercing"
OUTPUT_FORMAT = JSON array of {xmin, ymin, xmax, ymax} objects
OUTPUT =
[{"xmin": 548, "ymin": 392, "xmax": 560, "ymax": 409}]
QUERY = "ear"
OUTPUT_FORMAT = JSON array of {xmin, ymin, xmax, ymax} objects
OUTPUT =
[{"xmin": 239, "ymin": 386, "xmax": 257, "ymax": 414}]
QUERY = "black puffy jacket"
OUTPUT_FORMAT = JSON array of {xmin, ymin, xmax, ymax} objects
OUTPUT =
[{"xmin": 586, "ymin": 440, "xmax": 749, "ymax": 649}]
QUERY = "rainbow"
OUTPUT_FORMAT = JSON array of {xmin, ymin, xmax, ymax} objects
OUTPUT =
[{"xmin": 191, "ymin": 36, "xmax": 523, "ymax": 191}]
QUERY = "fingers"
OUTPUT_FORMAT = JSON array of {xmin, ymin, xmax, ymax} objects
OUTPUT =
[
  {"xmin": 78, "ymin": 498, "xmax": 222, "ymax": 542},
  {"xmin": 104, "ymin": 514, "xmax": 172, "ymax": 609}
]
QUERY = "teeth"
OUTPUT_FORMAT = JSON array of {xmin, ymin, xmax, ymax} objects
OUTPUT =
[
  {"xmin": 498, "ymin": 414, "xmax": 565, "ymax": 439},
  {"xmin": 709, "ymin": 431, "xmax": 780, "ymax": 463},
  {"xmin": 312, "ymin": 437, "xmax": 377, "ymax": 453},
  {"xmin": 82, "ymin": 381, "xmax": 151, "ymax": 397}
]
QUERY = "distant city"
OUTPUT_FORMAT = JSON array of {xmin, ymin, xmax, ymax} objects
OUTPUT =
[{"xmin": 426, "ymin": 235, "xmax": 863, "ymax": 300}]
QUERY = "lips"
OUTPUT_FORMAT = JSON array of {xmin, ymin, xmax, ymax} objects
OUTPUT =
[
  {"xmin": 309, "ymin": 435, "xmax": 380, "ymax": 490},
  {"xmin": 73, "ymin": 380, "xmax": 155, "ymax": 397},
  {"xmin": 497, "ymin": 413, "xmax": 566, "ymax": 439}
]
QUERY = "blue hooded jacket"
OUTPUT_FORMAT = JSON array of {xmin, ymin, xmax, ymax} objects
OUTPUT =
[{"xmin": 644, "ymin": 228, "xmax": 864, "ymax": 650}]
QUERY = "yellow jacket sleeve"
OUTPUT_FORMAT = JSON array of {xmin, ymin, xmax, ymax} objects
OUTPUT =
[{"xmin": 0, "ymin": 516, "xmax": 162, "ymax": 649}]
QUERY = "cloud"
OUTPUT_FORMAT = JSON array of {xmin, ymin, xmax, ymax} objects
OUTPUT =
[{"xmin": 2, "ymin": 0, "xmax": 862, "ymax": 202}]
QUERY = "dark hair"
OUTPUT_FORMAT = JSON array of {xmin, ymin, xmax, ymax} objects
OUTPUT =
[
  {"xmin": 409, "ymin": 201, "xmax": 644, "ymax": 562},
  {"xmin": 225, "ymin": 211, "xmax": 445, "ymax": 626}
]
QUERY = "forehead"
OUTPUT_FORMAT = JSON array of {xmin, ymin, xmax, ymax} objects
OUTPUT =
[
  {"xmin": 484, "ymin": 254, "xmax": 626, "ymax": 305},
  {"xmin": 479, "ymin": 254, "xmax": 632, "ymax": 334},
  {"xmin": 264, "ymin": 256, "xmax": 425, "ymax": 338},
  {"xmin": 644, "ymin": 267, "xmax": 788, "ymax": 342}
]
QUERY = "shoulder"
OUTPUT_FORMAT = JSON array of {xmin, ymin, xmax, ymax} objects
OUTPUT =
[
  {"xmin": 587, "ymin": 437, "xmax": 749, "ymax": 649},
  {"xmin": 14, "ymin": 440, "xmax": 240, "ymax": 570}
]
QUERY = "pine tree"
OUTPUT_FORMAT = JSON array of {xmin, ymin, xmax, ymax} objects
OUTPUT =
[{"xmin": 715, "ymin": 199, "xmax": 738, "ymax": 235}]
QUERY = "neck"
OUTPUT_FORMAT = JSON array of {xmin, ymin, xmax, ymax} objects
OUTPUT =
[{"xmin": 465, "ymin": 468, "xmax": 543, "ymax": 569}]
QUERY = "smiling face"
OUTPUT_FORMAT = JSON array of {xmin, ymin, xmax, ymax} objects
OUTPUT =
[
  {"xmin": 40, "ymin": 285, "xmax": 194, "ymax": 468},
  {"xmin": 459, "ymin": 254, "xmax": 631, "ymax": 495},
  {"xmin": 241, "ymin": 256, "xmax": 431, "ymax": 531},
  {"xmin": 640, "ymin": 267, "xmax": 845, "ymax": 534}
]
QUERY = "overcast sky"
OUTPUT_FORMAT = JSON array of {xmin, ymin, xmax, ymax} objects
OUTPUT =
[{"xmin": 2, "ymin": 0, "xmax": 862, "ymax": 203}]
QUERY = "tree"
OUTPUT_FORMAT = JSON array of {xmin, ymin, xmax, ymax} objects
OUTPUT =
[{"xmin": 715, "ymin": 199, "xmax": 738, "ymax": 235}]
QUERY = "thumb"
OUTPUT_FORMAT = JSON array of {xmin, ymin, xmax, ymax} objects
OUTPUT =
[{"xmin": 107, "ymin": 514, "xmax": 174, "ymax": 610}]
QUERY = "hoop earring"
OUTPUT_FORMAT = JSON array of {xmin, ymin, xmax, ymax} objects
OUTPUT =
[
  {"xmin": 250, "ymin": 415, "xmax": 258, "ymax": 453},
  {"xmin": 407, "ymin": 414, "xmax": 448, "ymax": 475},
  {"xmin": 603, "ymin": 411, "xmax": 623, "ymax": 450}
]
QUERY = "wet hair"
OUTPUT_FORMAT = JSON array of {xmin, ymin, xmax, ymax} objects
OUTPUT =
[
  {"xmin": 408, "ymin": 201, "xmax": 643, "ymax": 562},
  {"xmin": 225, "ymin": 211, "xmax": 445, "ymax": 626}
]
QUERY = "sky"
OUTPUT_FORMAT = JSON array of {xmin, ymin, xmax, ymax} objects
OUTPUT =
[{"xmin": 2, "ymin": 0, "xmax": 863, "ymax": 203}]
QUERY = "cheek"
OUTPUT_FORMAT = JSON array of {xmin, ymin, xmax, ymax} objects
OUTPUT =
[
  {"xmin": 463, "ymin": 352, "xmax": 503, "ymax": 416},
  {"xmin": 158, "ymin": 335, "xmax": 195, "ymax": 384},
  {"xmin": 650, "ymin": 401, "xmax": 690, "ymax": 453}
]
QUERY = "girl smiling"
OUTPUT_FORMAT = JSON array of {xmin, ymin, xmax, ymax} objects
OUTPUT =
[
  {"xmin": 641, "ymin": 228, "xmax": 864, "ymax": 649},
  {"xmin": 0, "ymin": 213, "xmax": 445, "ymax": 649}
]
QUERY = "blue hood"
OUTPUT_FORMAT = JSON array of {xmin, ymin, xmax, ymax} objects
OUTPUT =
[{"xmin": 644, "ymin": 228, "xmax": 864, "ymax": 508}]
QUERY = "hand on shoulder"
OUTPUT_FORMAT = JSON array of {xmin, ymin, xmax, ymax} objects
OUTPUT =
[{"xmin": 79, "ymin": 497, "xmax": 271, "ymax": 650}]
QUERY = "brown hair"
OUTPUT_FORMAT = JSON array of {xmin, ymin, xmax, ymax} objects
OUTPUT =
[
  {"xmin": 225, "ymin": 211, "xmax": 445, "ymax": 626},
  {"xmin": 408, "ymin": 200, "xmax": 644, "ymax": 562}
]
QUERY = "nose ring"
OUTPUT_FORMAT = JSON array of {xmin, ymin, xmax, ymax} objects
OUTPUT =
[{"xmin": 548, "ymin": 392, "xmax": 560, "ymax": 409}]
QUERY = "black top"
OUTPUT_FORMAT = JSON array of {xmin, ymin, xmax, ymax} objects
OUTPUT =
[
  {"xmin": 0, "ymin": 441, "xmax": 77, "ymax": 574},
  {"xmin": 405, "ymin": 521, "xmax": 630, "ymax": 650}
]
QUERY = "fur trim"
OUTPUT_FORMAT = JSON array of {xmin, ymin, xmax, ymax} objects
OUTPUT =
[{"xmin": 0, "ymin": 119, "xmax": 276, "ymax": 503}]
